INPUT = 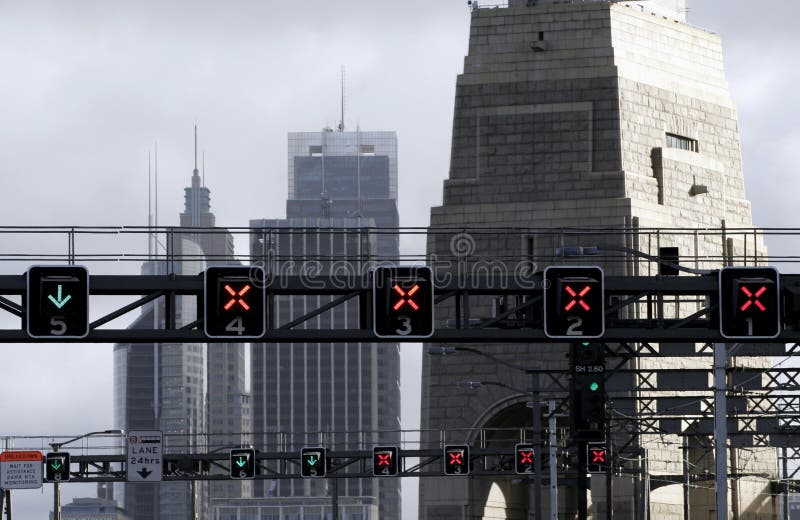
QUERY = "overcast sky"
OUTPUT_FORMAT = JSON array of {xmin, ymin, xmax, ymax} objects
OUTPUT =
[{"xmin": 1, "ymin": 0, "xmax": 799, "ymax": 517}]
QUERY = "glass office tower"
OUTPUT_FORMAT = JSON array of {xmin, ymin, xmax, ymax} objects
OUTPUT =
[{"xmin": 247, "ymin": 129, "xmax": 401, "ymax": 520}]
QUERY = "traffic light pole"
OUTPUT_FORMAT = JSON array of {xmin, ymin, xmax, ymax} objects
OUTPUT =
[
  {"xmin": 332, "ymin": 478, "xmax": 339, "ymax": 520},
  {"xmin": 51, "ymin": 443, "xmax": 61, "ymax": 520},
  {"xmin": 53, "ymin": 481, "xmax": 60, "ymax": 520},
  {"xmin": 531, "ymin": 372, "xmax": 543, "ymax": 520},
  {"xmin": 713, "ymin": 343, "xmax": 728, "ymax": 520},
  {"xmin": 548, "ymin": 401, "xmax": 558, "ymax": 520},
  {"xmin": 606, "ymin": 417, "xmax": 613, "ymax": 520},
  {"xmin": 578, "ymin": 440, "xmax": 588, "ymax": 520}
]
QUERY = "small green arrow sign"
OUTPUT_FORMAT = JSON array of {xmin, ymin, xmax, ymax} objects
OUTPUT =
[
  {"xmin": 306, "ymin": 456, "xmax": 318, "ymax": 466},
  {"xmin": 51, "ymin": 460, "xmax": 62, "ymax": 470},
  {"xmin": 236, "ymin": 457, "xmax": 247, "ymax": 467},
  {"xmin": 47, "ymin": 285, "xmax": 72, "ymax": 309}
]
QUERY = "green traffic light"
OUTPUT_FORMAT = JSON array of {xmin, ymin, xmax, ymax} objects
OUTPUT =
[{"xmin": 589, "ymin": 381, "xmax": 600, "ymax": 391}]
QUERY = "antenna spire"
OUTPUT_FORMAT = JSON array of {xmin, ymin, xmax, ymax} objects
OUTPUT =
[
  {"xmin": 193, "ymin": 125, "xmax": 199, "ymax": 176},
  {"xmin": 338, "ymin": 65, "xmax": 345, "ymax": 132}
]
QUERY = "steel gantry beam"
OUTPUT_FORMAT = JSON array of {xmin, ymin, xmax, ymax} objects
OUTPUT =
[{"xmin": 1, "ymin": 272, "xmax": 800, "ymax": 344}]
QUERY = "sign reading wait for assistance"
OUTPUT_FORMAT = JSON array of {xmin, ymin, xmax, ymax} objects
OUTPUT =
[{"xmin": 0, "ymin": 451, "xmax": 43, "ymax": 489}]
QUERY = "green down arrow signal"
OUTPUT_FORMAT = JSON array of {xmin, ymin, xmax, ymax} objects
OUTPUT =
[
  {"xmin": 51, "ymin": 460, "xmax": 62, "ymax": 470},
  {"xmin": 306, "ymin": 456, "xmax": 318, "ymax": 466},
  {"xmin": 47, "ymin": 285, "xmax": 72, "ymax": 309},
  {"xmin": 236, "ymin": 457, "xmax": 247, "ymax": 467}
]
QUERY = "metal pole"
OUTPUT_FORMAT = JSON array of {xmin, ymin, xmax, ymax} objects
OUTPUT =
[
  {"xmin": 783, "ymin": 447, "xmax": 789, "ymax": 520},
  {"xmin": 578, "ymin": 441, "xmax": 587, "ymax": 520},
  {"xmin": 548, "ymin": 401, "xmax": 558, "ymax": 520},
  {"xmin": 606, "ymin": 417, "xmax": 613, "ymax": 520},
  {"xmin": 641, "ymin": 448, "xmax": 650, "ymax": 520},
  {"xmin": 683, "ymin": 435, "xmax": 691, "ymax": 520},
  {"xmin": 53, "ymin": 481, "xmax": 60, "ymax": 520},
  {"xmin": 52, "ymin": 441, "xmax": 61, "ymax": 520},
  {"xmin": 532, "ymin": 372, "xmax": 543, "ymax": 520},
  {"xmin": 191, "ymin": 479, "xmax": 198, "ymax": 520},
  {"xmin": 713, "ymin": 343, "xmax": 728, "ymax": 520},
  {"xmin": 332, "ymin": 477, "xmax": 339, "ymax": 520},
  {"xmin": 4, "ymin": 489, "xmax": 10, "ymax": 520}
]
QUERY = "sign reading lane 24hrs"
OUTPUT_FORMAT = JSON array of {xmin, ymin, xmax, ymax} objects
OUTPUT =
[
  {"xmin": 127, "ymin": 430, "xmax": 163, "ymax": 482},
  {"xmin": 26, "ymin": 265, "xmax": 90, "ymax": 338}
]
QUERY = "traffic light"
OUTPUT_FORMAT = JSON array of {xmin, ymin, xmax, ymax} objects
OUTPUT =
[
  {"xmin": 586, "ymin": 442, "xmax": 609, "ymax": 474},
  {"xmin": 204, "ymin": 266, "xmax": 266, "ymax": 339},
  {"xmin": 45, "ymin": 452, "xmax": 70, "ymax": 482},
  {"xmin": 514, "ymin": 443, "xmax": 534, "ymax": 475},
  {"xmin": 719, "ymin": 267, "xmax": 781, "ymax": 339},
  {"xmin": 26, "ymin": 266, "xmax": 89, "ymax": 338},
  {"xmin": 544, "ymin": 266, "xmax": 604, "ymax": 338},
  {"xmin": 443, "ymin": 445, "xmax": 470, "ymax": 475},
  {"xmin": 373, "ymin": 266, "xmax": 434, "ymax": 338},
  {"xmin": 372, "ymin": 446, "xmax": 399, "ymax": 476},
  {"xmin": 229, "ymin": 448, "xmax": 256, "ymax": 479},
  {"xmin": 301, "ymin": 447, "xmax": 327, "ymax": 478},
  {"xmin": 570, "ymin": 342, "xmax": 605, "ymax": 440}
]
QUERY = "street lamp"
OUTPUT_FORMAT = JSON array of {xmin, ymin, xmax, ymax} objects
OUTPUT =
[
  {"xmin": 429, "ymin": 345, "xmax": 555, "ymax": 520},
  {"xmin": 50, "ymin": 429, "xmax": 124, "ymax": 520}
]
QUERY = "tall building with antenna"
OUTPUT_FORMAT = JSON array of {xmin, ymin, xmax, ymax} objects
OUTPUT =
[
  {"xmin": 114, "ymin": 127, "xmax": 250, "ymax": 519},
  {"xmin": 238, "ymin": 126, "xmax": 401, "ymax": 520}
]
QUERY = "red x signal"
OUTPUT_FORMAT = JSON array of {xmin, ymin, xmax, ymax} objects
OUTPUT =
[
  {"xmin": 377, "ymin": 453, "xmax": 391, "ymax": 467},
  {"xmin": 591, "ymin": 449, "xmax": 606, "ymax": 463},
  {"xmin": 519, "ymin": 450, "xmax": 533, "ymax": 464},
  {"xmin": 223, "ymin": 284, "xmax": 252, "ymax": 311},
  {"xmin": 448, "ymin": 452, "xmax": 463, "ymax": 465},
  {"xmin": 392, "ymin": 284, "xmax": 420, "ymax": 311},
  {"xmin": 564, "ymin": 285, "xmax": 591, "ymax": 312},
  {"xmin": 740, "ymin": 285, "xmax": 767, "ymax": 312}
]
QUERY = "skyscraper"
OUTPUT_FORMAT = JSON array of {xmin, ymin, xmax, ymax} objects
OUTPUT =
[
  {"xmin": 247, "ymin": 128, "xmax": 401, "ymax": 519},
  {"xmin": 114, "ymin": 238, "xmax": 208, "ymax": 520},
  {"xmin": 420, "ymin": 1, "xmax": 773, "ymax": 518},
  {"xmin": 114, "ymin": 130, "xmax": 250, "ymax": 518}
]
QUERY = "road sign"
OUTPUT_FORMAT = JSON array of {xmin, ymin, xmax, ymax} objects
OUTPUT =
[
  {"xmin": 229, "ymin": 448, "xmax": 256, "ymax": 479},
  {"xmin": 127, "ymin": 430, "xmax": 163, "ymax": 482},
  {"xmin": 586, "ymin": 442, "xmax": 609, "ymax": 473},
  {"xmin": 300, "ymin": 447, "xmax": 327, "ymax": 477},
  {"xmin": 719, "ymin": 266, "xmax": 781, "ymax": 339},
  {"xmin": 0, "ymin": 451, "xmax": 43, "ymax": 489},
  {"xmin": 372, "ymin": 446, "xmax": 399, "ymax": 476},
  {"xmin": 373, "ymin": 266, "xmax": 434, "ymax": 338},
  {"xmin": 443, "ymin": 445, "xmax": 470, "ymax": 475},
  {"xmin": 544, "ymin": 266, "xmax": 604, "ymax": 338},
  {"xmin": 26, "ymin": 265, "xmax": 89, "ymax": 338},
  {"xmin": 514, "ymin": 443, "xmax": 535, "ymax": 475},
  {"xmin": 204, "ymin": 266, "xmax": 266, "ymax": 339},
  {"xmin": 45, "ymin": 452, "xmax": 70, "ymax": 482}
]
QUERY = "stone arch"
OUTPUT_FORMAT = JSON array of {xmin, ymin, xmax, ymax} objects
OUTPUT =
[{"xmin": 464, "ymin": 395, "xmax": 534, "ymax": 520}]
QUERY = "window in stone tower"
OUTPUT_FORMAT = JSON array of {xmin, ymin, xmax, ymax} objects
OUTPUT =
[{"xmin": 665, "ymin": 132, "xmax": 698, "ymax": 152}]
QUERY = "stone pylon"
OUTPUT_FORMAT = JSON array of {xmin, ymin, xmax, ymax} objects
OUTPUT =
[{"xmin": 420, "ymin": 2, "xmax": 774, "ymax": 518}]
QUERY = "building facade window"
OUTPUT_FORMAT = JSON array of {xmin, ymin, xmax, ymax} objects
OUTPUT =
[{"xmin": 666, "ymin": 132, "xmax": 698, "ymax": 152}]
